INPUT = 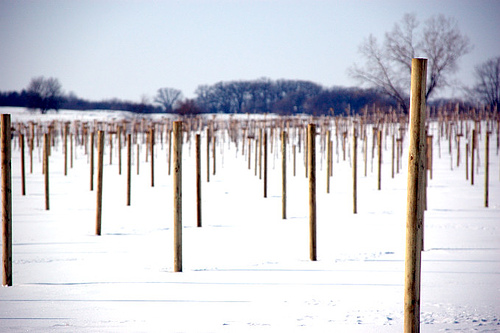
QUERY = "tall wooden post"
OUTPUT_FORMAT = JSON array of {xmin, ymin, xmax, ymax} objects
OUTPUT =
[
  {"xmin": 308, "ymin": 124, "xmax": 317, "ymax": 261},
  {"xmin": 64, "ymin": 124, "xmax": 68, "ymax": 176},
  {"xmin": 20, "ymin": 134, "xmax": 26, "ymax": 196},
  {"xmin": 136, "ymin": 142, "xmax": 140, "ymax": 175},
  {"xmin": 118, "ymin": 126, "xmax": 122, "ymax": 175},
  {"xmin": 353, "ymin": 129, "xmax": 358, "ymax": 214},
  {"xmin": 264, "ymin": 131, "xmax": 268, "ymax": 198},
  {"xmin": 212, "ymin": 134, "xmax": 216, "ymax": 176},
  {"xmin": 206, "ymin": 128, "xmax": 210, "ymax": 182},
  {"xmin": 326, "ymin": 130, "xmax": 331, "ymax": 193},
  {"xmin": 196, "ymin": 134, "xmax": 202, "ymax": 227},
  {"xmin": 150, "ymin": 127, "xmax": 155, "ymax": 187},
  {"xmin": 465, "ymin": 142, "xmax": 469, "ymax": 180},
  {"xmin": 404, "ymin": 58, "xmax": 427, "ymax": 333},
  {"xmin": 90, "ymin": 132, "xmax": 94, "ymax": 191},
  {"xmin": 127, "ymin": 134, "xmax": 131, "ymax": 206},
  {"xmin": 471, "ymin": 130, "xmax": 476, "ymax": 185},
  {"xmin": 377, "ymin": 130, "xmax": 382, "ymax": 190},
  {"xmin": 1, "ymin": 114, "xmax": 12, "ymax": 286},
  {"xmin": 485, "ymin": 132, "xmax": 489, "ymax": 208},
  {"xmin": 391, "ymin": 134, "xmax": 395, "ymax": 179},
  {"xmin": 44, "ymin": 133, "xmax": 49, "ymax": 211},
  {"xmin": 95, "ymin": 131, "xmax": 104, "ymax": 236},
  {"xmin": 173, "ymin": 121, "xmax": 183, "ymax": 272},
  {"xmin": 282, "ymin": 131, "xmax": 287, "ymax": 219}
]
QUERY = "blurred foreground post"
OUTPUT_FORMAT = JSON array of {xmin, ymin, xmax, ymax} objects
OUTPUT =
[
  {"xmin": 95, "ymin": 131, "xmax": 104, "ymax": 236},
  {"xmin": 173, "ymin": 121, "xmax": 183, "ymax": 272},
  {"xmin": 308, "ymin": 123, "xmax": 317, "ymax": 261},
  {"xmin": 1, "ymin": 114, "xmax": 12, "ymax": 286},
  {"xmin": 404, "ymin": 58, "xmax": 427, "ymax": 333}
]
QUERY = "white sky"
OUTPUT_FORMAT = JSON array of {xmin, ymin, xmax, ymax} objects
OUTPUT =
[{"xmin": 0, "ymin": 0, "xmax": 499, "ymax": 102}]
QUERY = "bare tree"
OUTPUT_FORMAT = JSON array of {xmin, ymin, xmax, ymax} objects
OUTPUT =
[
  {"xmin": 154, "ymin": 87, "xmax": 183, "ymax": 113},
  {"xmin": 472, "ymin": 56, "xmax": 500, "ymax": 108},
  {"xmin": 26, "ymin": 76, "xmax": 63, "ymax": 113},
  {"xmin": 349, "ymin": 13, "xmax": 472, "ymax": 113}
]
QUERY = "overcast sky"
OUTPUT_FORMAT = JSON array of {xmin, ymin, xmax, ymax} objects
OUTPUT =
[{"xmin": 1, "ymin": 0, "xmax": 499, "ymax": 103}]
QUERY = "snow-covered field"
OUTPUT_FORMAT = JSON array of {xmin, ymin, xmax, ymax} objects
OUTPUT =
[{"xmin": 1, "ymin": 107, "xmax": 499, "ymax": 332}]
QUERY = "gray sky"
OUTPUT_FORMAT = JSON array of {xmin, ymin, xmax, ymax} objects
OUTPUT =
[{"xmin": 1, "ymin": 0, "xmax": 499, "ymax": 103}]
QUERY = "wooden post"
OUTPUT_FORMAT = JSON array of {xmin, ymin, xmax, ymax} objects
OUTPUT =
[
  {"xmin": 282, "ymin": 131, "xmax": 286, "ymax": 219},
  {"xmin": 248, "ymin": 138, "xmax": 251, "ymax": 170},
  {"xmin": 64, "ymin": 124, "xmax": 68, "ymax": 176},
  {"xmin": 95, "ymin": 131, "xmax": 104, "ymax": 236},
  {"xmin": 150, "ymin": 127, "xmax": 155, "ymax": 187},
  {"xmin": 196, "ymin": 134, "xmax": 202, "ymax": 227},
  {"xmin": 404, "ymin": 58, "xmax": 427, "ymax": 333},
  {"xmin": 377, "ymin": 130, "xmax": 382, "ymax": 190},
  {"xmin": 20, "ymin": 133, "xmax": 26, "ymax": 196},
  {"xmin": 90, "ymin": 132, "xmax": 94, "ymax": 191},
  {"xmin": 308, "ymin": 123, "xmax": 317, "ymax": 261},
  {"xmin": 109, "ymin": 131, "xmax": 113, "ymax": 165},
  {"xmin": 259, "ymin": 129, "xmax": 263, "ymax": 180},
  {"xmin": 427, "ymin": 136, "xmax": 433, "ymax": 180},
  {"xmin": 118, "ymin": 126, "xmax": 122, "ymax": 175},
  {"xmin": 212, "ymin": 134, "xmax": 216, "ymax": 176},
  {"xmin": 391, "ymin": 134, "xmax": 395, "ymax": 179},
  {"xmin": 173, "ymin": 121, "xmax": 183, "ymax": 272},
  {"xmin": 364, "ymin": 135, "xmax": 368, "ymax": 177},
  {"xmin": 70, "ymin": 132, "xmax": 73, "ymax": 169},
  {"xmin": 465, "ymin": 142, "xmax": 469, "ymax": 181},
  {"xmin": 206, "ymin": 128, "xmax": 210, "ymax": 182},
  {"xmin": 326, "ymin": 130, "xmax": 331, "ymax": 193},
  {"xmin": 44, "ymin": 133, "xmax": 49, "ymax": 211},
  {"xmin": 485, "ymin": 132, "xmax": 489, "ymax": 207},
  {"xmin": 136, "ymin": 142, "xmax": 140, "ymax": 175},
  {"xmin": 293, "ymin": 144, "xmax": 296, "ymax": 177},
  {"xmin": 471, "ymin": 130, "xmax": 476, "ymax": 185},
  {"xmin": 1, "ymin": 114, "xmax": 12, "ymax": 286},
  {"xmin": 168, "ymin": 129, "xmax": 172, "ymax": 176},
  {"xmin": 263, "ymin": 130, "xmax": 268, "ymax": 198},
  {"xmin": 127, "ymin": 134, "xmax": 131, "ymax": 206},
  {"xmin": 353, "ymin": 129, "xmax": 358, "ymax": 214}
]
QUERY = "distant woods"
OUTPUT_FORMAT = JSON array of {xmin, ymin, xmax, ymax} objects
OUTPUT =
[{"xmin": 0, "ymin": 77, "xmax": 397, "ymax": 116}]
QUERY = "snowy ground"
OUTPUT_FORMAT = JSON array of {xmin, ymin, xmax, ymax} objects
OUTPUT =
[{"xmin": 1, "ymin": 107, "xmax": 499, "ymax": 332}]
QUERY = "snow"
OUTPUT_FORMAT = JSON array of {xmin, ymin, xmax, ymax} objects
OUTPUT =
[{"xmin": 1, "ymin": 107, "xmax": 499, "ymax": 332}]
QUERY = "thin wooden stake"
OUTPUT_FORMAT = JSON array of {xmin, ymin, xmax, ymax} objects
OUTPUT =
[
  {"xmin": 377, "ymin": 130, "xmax": 382, "ymax": 190},
  {"xmin": 353, "ymin": 130, "xmax": 358, "ymax": 214},
  {"xmin": 20, "ymin": 134, "xmax": 26, "ymax": 196},
  {"xmin": 150, "ymin": 127, "xmax": 155, "ymax": 187},
  {"xmin": 485, "ymin": 132, "xmax": 490, "ymax": 207},
  {"xmin": 264, "ymin": 130, "xmax": 268, "ymax": 198},
  {"xmin": 127, "ymin": 134, "xmax": 131, "ymax": 206},
  {"xmin": 90, "ymin": 132, "xmax": 94, "ymax": 191},
  {"xmin": 206, "ymin": 128, "xmax": 210, "ymax": 182},
  {"xmin": 308, "ymin": 123, "xmax": 317, "ymax": 261},
  {"xmin": 95, "ymin": 131, "xmax": 104, "ymax": 236},
  {"xmin": 282, "ymin": 131, "xmax": 287, "ymax": 219},
  {"xmin": 1, "ymin": 114, "xmax": 12, "ymax": 286},
  {"xmin": 471, "ymin": 130, "xmax": 476, "ymax": 185},
  {"xmin": 404, "ymin": 58, "xmax": 427, "ymax": 333},
  {"xmin": 196, "ymin": 134, "xmax": 202, "ymax": 227},
  {"xmin": 44, "ymin": 133, "xmax": 49, "ymax": 211},
  {"xmin": 173, "ymin": 121, "xmax": 183, "ymax": 272}
]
